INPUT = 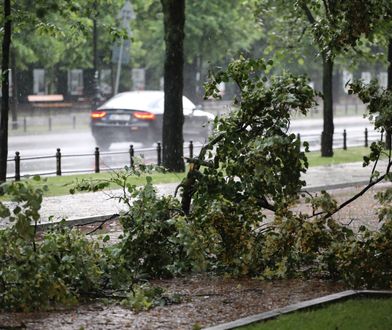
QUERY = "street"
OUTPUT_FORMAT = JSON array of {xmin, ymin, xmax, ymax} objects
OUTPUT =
[{"xmin": 6, "ymin": 116, "xmax": 379, "ymax": 179}]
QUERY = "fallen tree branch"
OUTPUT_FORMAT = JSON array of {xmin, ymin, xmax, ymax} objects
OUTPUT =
[{"xmin": 74, "ymin": 213, "xmax": 120, "ymax": 235}]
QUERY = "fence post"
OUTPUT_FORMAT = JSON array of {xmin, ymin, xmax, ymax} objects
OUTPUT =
[
  {"xmin": 14, "ymin": 151, "xmax": 20, "ymax": 181},
  {"xmin": 49, "ymin": 117, "xmax": 52, "ymax": 131},
  {"xmin": 23, "ymin": 117, "xmax": 27, "ymax": 132},
  {"xmin": 157, "ymin": 142, "xmax": 162, "ymax": 166},
  {"xmin": 343, "ymin": 129, "xmax": 347, "ymax": 150},
  {"xmin": 189, "ymin": 140, "xmax": 193, "ymax": 159},
  {"xmin": 129, "ymin": 144, "xmax": 134, "ymax": 169},
  {"xmin": 56, "ymin": 148, "xmax": 62, "ymax": 176},
  {"xmin": 73, "ymin": 116, "xmax": 76, "ymax": 129},
  {"xmin": 95, "ymin": 147, "xmax": 100, "ymax": 173},
  {"xmin": 365, "ymin": 128, "xmax": 368, "ymax": 148}
]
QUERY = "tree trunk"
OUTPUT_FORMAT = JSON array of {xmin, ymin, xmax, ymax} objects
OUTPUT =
[
  {"xmin": 321, "ymin": 55, "xmax": 334, "ymax": 157},
  {"xmin": 0, "ymin": 0, "xmax": 12, "ymax": 182},
  {"xmin": 10, "ymin": 47, "xmax": 17, "ymax": 130},
  {"xmin": 161, "ymin": 0, "xmax": 185, "ymax": 172},
  {"xmin": 386, "ymin": 39, "xmax": 392, "ymax": 150}
]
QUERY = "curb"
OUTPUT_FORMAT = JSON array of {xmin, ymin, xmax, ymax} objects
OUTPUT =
[
  {"xmin": 304, "ymin": 180, "xmax": 370, "ymax": 192},
  {"xmin": 34, "ymin": 180, "xmax": 373, "ymax": 231},
  {"xmin": 36, "ymin": 213, "xmax": 118, "ymax": 231},
  {"xmin": 204, "ymin": 290, "xmax": 392, "ymax": 330}
]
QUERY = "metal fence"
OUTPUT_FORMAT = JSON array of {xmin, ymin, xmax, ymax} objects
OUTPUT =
[
  {"xmin": 7, "ymin": 141, "xmax": 196, "ymax": 181},
  {"xmin": 297, "ymin": 127, "xmax": 382, "ymax": 151},
  {"xmin": 5, "ymin": 127, "xmax": 386, "ymax": 181}
]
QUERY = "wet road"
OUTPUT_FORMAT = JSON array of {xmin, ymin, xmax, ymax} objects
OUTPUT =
[
  {"xmin": 6, "ymin": 116, "xmax": 379, "ymax": 179},
  {"xmin": 7, "ymin": 131, "xmax": 198, "ymax": 178}
]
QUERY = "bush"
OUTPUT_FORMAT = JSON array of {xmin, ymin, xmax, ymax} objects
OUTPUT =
[
  {"xmin": 0, "ymin": 226, "xmax": 104, "ymax": 311},
  {"xmin": 0, "ymin": 179, "xmax": 104, "ymax": 311},
  {"xmin": 73, "ymin": 170, "xmax": 207, "ymax": 278},
  {"xmin": 119, "ymin": 177, "xmax": 198, "ymax": 277}
]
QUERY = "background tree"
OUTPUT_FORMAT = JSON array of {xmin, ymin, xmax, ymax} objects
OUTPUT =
[
  {"xmin": 0, "ymin": 0, "xmax": 12, "ymax": 182},
  {"xmin": 257, "ymin": 0, "xmax": 386, "ymax": 157},
  {"xmin": 160, "ymin": 0, "xmax": 185, "ymax": 172},
  {"xmin": 183, "ymin": 0, "xmax": 261, "ymax": 102},
  {"xmin": 0, "ymin": 0, "xmax": 118, "ymax": 181}
]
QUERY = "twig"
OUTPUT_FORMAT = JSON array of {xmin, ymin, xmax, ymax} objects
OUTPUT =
[
  {"xmin": 84, "ymin": 291, "xmax": 127, "ymax": 300},
  {"xmin": 306, "ymin": 210, "xmax": 327, "ymax": 219},
  {"xmin": 342, "ymin": 218, "xmax": 356, "ymax": 227},
  {"xmin": 301, "ymin": 3, "xmax": 316, "ymax": 25},
  {"xmin": 322, "ymin": 0, "xmax": 331, "ymax": 20},
  {"xmin": 74, "ymin": 214, "xmax": 120, "ymax": 235},
  {"xmin": 325, "ymin": 161, "xmax": 392, "ymax": 219},
  {"xmin": 300, "ymin": 190, "xmax": 314, "ymax": 199},
  {"xmin": 369, "ymin": 153, "xmax": 380, "ymax": 184}
]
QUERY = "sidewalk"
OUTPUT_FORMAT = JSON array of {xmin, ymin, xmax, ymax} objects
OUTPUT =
[{"xmin": 36, "ymin": 161, "xmax": 385, "ymax": 225}]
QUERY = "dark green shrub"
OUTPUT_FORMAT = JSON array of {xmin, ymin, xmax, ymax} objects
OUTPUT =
[
  {"xmin": 0, "ymin": 226, "xmax": 104, "ymax": 311},
  {"xmin": 119, "ymin": 177, "xmax": 206, "ymax": 277}
]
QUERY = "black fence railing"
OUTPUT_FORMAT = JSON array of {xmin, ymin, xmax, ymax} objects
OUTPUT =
[
  {"xmin": 5, "ymin": 128, "xmax": 386, "ymax": 181},
  {"xmin": 7, "ymin": 141, "xmax": 197, "ymax": 181},
  {"xmin": 297, "ymin": 127, "xmax": 381, "ymax": 151}
]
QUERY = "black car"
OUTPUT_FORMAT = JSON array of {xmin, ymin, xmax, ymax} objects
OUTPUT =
[{"xmin": 90, "ymin": 90, "xmax": 214, "ymax": 149}]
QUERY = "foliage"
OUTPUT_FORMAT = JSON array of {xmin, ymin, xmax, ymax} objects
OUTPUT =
[
  {"xmin": 73, "ymin": 165, "xmax": 206, "ymax": 277},
  {"xmin": 2, "ymin": 0, "xmax": 265, "ymax": 94},
  {"xmin": 119, "ymin": 177, "xmax": 195, "ymax": 277},
  {"xmin": 327, "ymin": 222, "xmax": 392, "ymax": 289},
  {"xmin": 190, "ymin": 197, "xmax": 265, "ymax": 275},
  {"xmin": 120, "ymin": 284, "xmax": 181, "ymax": 312},
  {"xmin": 255, "ymin": 0, "xmax": 392, "ymax": 157},
  {"xmin": 258, "ymin": 78, "xmax": 392, "ymax": 288},
  {"xmin": 179, "ymin": 58, "xmax": 392, "ymax": 287},
  {"xmin": 174, "ymin": 56, "xmax": 318, "ymax": 274},
  {"xmin": 199, "ymin": 56, "xmax": 316, "ymax": 208},
  {"xmin": 5, "ymin": 59, "xmax": 392, "ymax": 313},
  {"xmin": 348, "ymin": 79, "xmax": 392, "ymax": 135},
  {"xmin": 0, "ymin": 178, "xmax": 104, "ymax": 311},
  {"xmin": 261, "ymin": 212, "xmax": 351, "ymax": 279}
]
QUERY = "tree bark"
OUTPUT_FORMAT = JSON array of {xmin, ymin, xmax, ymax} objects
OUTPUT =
[
  {"xmin": 321, "ymin": 55, "xmax": 334, "ymax": 157},
  {"xmin": 386, "ymin": 39, "xmax": 392, "ymax": 150},
  {"xmin": 0, "ymin": 0, "xmax": 12, "ymax": 182},
  {"xmin": 10, "ymin": 47, "xmax": 17, "ymax": 130},
  {"xmin": 161, "ymin": 0, "xmax": 185, "ymax": 172}
]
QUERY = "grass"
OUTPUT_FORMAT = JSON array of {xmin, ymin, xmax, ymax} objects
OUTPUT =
[
  {"xmin": 305, "ymin": 146, "xmax": 370, "ymax": 167},
  {"xmin": 239, "ymin": 298, "xmax": 392, "ymax": 330},
  {"xmin": 4, "ymin": 146, "xmax": 371, "ymax": 198},
  {"xmin": 16, "ymin": 170, "xmax": 186, "ymax": 197}
]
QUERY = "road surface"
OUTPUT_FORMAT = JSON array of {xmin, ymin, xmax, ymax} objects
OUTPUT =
[{"xmin": 6, "ymin": 116, "xmax": 379, "ymax": 179}]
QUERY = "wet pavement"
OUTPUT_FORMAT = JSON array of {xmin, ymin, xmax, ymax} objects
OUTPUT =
[{"xmin": 36, "ymin": 161, "xmax": 386, "ymax": 225}]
